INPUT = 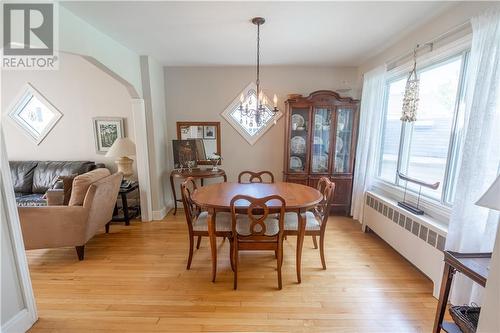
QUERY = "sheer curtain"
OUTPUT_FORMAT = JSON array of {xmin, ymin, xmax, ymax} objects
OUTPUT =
[
  {"xmin": 351, "ymin": 65, "xmax": 386, "ymax": 224},
  {"xmin": 446, "ymin": 9, "xmax": 500, "ymax": 305}
]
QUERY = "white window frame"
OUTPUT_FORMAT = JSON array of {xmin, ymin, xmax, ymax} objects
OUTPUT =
[
  {"xmin": 221, "ymin": 82, "xmax": 282, "ymax": 146},
  {"xmin": 373, "ymin": 35, "xmax": 472, "ymax": 222},
  {"xmin": 8, "ymin": 83, "xmax": 63, "ymax": 145}
]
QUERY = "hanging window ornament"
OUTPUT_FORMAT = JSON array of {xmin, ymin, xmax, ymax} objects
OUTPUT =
[{"xmin": 401, "ymin": 45, "xmax": 420, "ymax": 122}]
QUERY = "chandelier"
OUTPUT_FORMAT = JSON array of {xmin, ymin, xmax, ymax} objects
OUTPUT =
[{"xmin": 238, "ymin": 17, "xmax": 279, "ymax": 127}]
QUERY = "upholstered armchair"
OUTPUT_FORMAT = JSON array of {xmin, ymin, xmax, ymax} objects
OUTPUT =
[{"xmin": 18, "ymin": 169, "xmax": 122, "ymax": 260}]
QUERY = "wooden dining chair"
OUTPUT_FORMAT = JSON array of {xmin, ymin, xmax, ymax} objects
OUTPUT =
[
  {"xmin": 237, "ymin": 171, "xmax": 275, "ymax": 184},
  {"xmin": 230, "ymin": 194, "xmax": 286, "ymax": 290},
  {"xmin": 180, "ymin": 177, "xmax": 233, "ymax": 270},
  {"xmin": 283, "ymin": 177, "xmax": 335, "ymax": 269}
]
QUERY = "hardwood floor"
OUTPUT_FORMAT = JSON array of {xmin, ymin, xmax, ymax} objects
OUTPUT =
[{"xmin": 27, "ymin": 212, "xmax": 440, "ymax": 332}]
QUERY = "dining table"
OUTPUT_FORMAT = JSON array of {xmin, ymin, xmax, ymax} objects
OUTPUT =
[{"xmin": 191, "ymin": 181, "xmax": 323, "ymax": 283}]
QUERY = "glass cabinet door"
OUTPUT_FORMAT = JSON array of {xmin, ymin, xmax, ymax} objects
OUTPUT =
[
  {"xmin": 311, "ymin": 108, "xmax": 332, "ymax": 173},
  {"xmin": 289, "ymin": 108, "xmax": 309, "ymax": 172},
  {"xmin": 335, "ymin": 108, "xmax": 354, "ymax": 173}
]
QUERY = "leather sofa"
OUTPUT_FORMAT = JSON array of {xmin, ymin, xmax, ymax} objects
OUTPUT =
[
  {"xmin": 9, "ymin": 161, "xmax": 104, "ymax": 207},
  {"xmin": 18, "ymin": 168, "xmax": 123, "ymax": 260}
]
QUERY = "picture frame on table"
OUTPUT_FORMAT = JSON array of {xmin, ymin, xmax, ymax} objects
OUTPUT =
[{"xmin": 93, "ymin": 117, "xmax": 125, "ymax": 154}]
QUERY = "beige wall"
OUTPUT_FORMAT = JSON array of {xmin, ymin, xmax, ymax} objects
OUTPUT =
[
  {"xmin": 1, "ymin": 53, "xmax": 135, "ymax": 173},
  {"xmin": 358, "ymin": 1, "xmax": 497, "ymax": 75},
  {"xmin": 165, "ymin": 66, "xmax": 359, "ymax": 183}
]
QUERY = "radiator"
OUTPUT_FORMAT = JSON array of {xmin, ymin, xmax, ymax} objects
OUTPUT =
[{"xmin": 363, "ymin": 191, "xmax": 446, "ymax": 298}]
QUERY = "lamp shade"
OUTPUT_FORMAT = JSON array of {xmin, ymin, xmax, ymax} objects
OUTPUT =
[
  {"xmin": 105, "ymin": 137, "xmax": 136, "ymax": 158},
  {"xmin": 476, "ymin": 174, "xmax": 500, "ymax": 211}
]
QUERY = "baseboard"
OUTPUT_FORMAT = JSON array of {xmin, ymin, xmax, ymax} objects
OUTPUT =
[
  {"xmin": 152, "ymin": 206, "xmax": 167, "ymax": 220},
  {"xmin": 2, "ymin": 309, "xmax": 37, "ymax": 333}
]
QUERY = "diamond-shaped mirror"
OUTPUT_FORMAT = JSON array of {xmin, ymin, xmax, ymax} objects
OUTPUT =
[
  {"xmin": 221, "ymin": 82, "xmax": 282, "ymax": 145},
  {"xmin": 8, "ymin": 84, "xmax": 63, "ymax": 145}
]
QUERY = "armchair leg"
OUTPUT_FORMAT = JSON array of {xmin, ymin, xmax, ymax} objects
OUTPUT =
[
  {"xmin": 105, "ymin": 222, "xmax": 110, "ymax": 234},
  {"xmin": 75, "ymin": 245, "xmax": 85, "ymax": 261}
]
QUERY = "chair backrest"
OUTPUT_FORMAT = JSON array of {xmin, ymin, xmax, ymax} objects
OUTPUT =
[
  {"xmin": 238, "ymin": 171, "xmax": 275, "ymax": 184},
  {"xmin": 230, "ymin": 194, "xmax": 285, "ymax": 237},
  {"xmin": 315, "ymin": 177, "xmax": 335, "ymax": 225},
  {"xmin": 180, "ymin": 177, "xmax": 199, "ymax": 227},
  {"xmin": 83, "ymin": 172, "xmax": 123, "ymax": 241}
]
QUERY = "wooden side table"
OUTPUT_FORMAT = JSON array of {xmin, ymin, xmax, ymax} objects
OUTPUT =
[
  {"xmin": 108, "ymin": 182, "xmax": 140, "ymax": 232},
  {"xmin": 169, "ymin": 168, "xmax": 227, "ymax": 215},
  {"xmin": 433, "ymin": 251, "xmax": 491, "ymax": 333}
]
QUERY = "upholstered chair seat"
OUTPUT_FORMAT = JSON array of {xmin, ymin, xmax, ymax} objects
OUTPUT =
[
  {"xmin": 284, "ymin": 211, "xmax": 321, "ymax": 231},
  {"xmin": 235, "ymin": 215, "xmax": 280, "ymax": 236},
  {"xmin": 192, "ymin": 211, "xmax": 232, "ymax": 232}
]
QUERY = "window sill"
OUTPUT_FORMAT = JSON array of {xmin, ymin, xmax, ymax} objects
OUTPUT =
[{"xmin": 371, "ymin": 179, "xmax": 451, "ymax": 226}]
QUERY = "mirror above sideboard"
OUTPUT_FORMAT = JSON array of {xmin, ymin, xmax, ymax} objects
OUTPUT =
[{"xmin": 176, "ymin": 121, "xmax": 221, "ymax": 165}]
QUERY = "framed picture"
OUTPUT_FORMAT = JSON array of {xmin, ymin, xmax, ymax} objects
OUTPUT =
[
  {"xmin": 204, "ymin": 125, "xmax": 216, "ymax": 139},
  {"xmin": 172, "ymin": 139, "xmax": 198, "ymax": 168},
  {"xmin": 93, "ymin": 117, "xmax": 124, "ymax": 154}
]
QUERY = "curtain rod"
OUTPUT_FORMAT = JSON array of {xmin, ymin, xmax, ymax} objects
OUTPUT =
[{"xmin": 385, "ymin": 20, "xmax": 471, "ymax": 67}]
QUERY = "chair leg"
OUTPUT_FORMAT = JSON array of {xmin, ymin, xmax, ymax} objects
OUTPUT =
[
  {"xmin": 187, "ymin": 235, "xmax": 194, "ymax": 270},
  {"xmin": 229, "ymin": 238, "xmax": 235, "ymax": 272},
  {"xmin": 277, "ymin": 239, "xmax": 283, "ymax": 290},
  {"xmin": 233, "ymin": 240, "xmax": 238, "ymax": 290},
  {"xmin": 75, "ymin": 245, "xmax": 85, "ymax": 261},
  {"xmin": 312, "ymin": 235, "xmax": 318, "ymax": 249},
  {"xmin": 320, "ymin": 232, "xmax": 326, "ymax": 270},
  {"xmin": 196, "ymin": 235, "xmax": 202, "ymax": 249}
]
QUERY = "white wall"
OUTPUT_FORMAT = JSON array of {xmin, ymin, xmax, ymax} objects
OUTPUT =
[
  {"xmin": 140, "ymin": 56, "xmax": 171, "ymax": 217},
  {"xmin": 60, "ymin": 5, "xmax": 142, "ymax": 97},
  {"xmin": 1, "ymin": 53, "xmax": 135, "ymax": 172},
  {"xmin": 358, "ymin": 1, "xmax": 496, "ymax": 74},
  {"xmin": 165, "ymin": 65, "xmax": 359, "ymax": 183}
]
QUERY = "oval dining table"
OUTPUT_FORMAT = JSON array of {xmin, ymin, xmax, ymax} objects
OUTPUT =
[{"xmin": 191, "ymin": 181, "xmax": 323, "ymax": 283}]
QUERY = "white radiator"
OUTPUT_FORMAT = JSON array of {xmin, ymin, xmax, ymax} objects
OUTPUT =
[{"xmin": 363, "ymin": 191, "xmax": 446, "ymax": 298}]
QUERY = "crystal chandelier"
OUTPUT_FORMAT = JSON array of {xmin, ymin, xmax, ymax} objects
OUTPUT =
[
  {"xmin": 238, "ymin": 17, "xmax": 279, "ymax": 127},
  {"xmin": 401, "ymin": 45, "xmax": 420, "ymax": 122}
]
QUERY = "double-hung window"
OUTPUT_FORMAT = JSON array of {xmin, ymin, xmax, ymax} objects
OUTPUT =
[{"xmin": 377, "ymin": 50, "xmax": 469, "ymax": 206}]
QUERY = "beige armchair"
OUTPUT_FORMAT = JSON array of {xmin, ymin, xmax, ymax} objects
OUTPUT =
[{"xmin": 18, "ymin": 169, "xmax": 122, "ymax": 260}]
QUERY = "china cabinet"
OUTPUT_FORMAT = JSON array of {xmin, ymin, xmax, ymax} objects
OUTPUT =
[{"xmin": 283, "ymin": 91, "xmax": 360, "ymax": 215}]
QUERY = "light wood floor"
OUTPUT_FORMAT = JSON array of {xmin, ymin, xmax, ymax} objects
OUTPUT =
[{"xmin": 27, "ymin": 212, "xmax": 440, "ymax": 332}]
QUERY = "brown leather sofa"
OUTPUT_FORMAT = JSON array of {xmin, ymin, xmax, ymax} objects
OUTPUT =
[
  {"xmin": 9, "ymin": 161, "xmax": 104, "ymax": 207},
  {"xmin": 18, "ymin": 169, "xmax": 123, "ymax": 260}
]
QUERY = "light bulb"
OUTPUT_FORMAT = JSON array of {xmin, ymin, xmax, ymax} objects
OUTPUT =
[
  {"xmin": 273, "ymin": 94, "xmax": 278, "ymax": 107},
  {"xmin": 240, "ymin": 93, "xmax": 244, "ymax": 104}
]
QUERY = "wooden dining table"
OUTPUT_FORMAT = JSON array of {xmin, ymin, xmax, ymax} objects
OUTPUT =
[{"xmin": 191, "ymin": 181, "xmax": 323, "ymax": 283}]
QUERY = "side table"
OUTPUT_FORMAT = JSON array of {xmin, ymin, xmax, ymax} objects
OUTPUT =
[
  {"xmin": 108, "ymin": 182, "xmax": 140, "ymax": 232},
  {"xmin": 433, "ymin": 250, "xmax": 491, "ymax": 333},
  {"xmin": 169, "ymin": 168, "xmax": 227, "ymax": 215}
]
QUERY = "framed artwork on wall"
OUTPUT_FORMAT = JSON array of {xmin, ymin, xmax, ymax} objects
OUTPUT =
[{"xmin": 93, "ymin": 117, "xmax": 124, "ymax": 154}]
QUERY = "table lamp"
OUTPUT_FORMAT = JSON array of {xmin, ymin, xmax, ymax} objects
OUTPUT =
[
  {"xmin": 476, "ymin": 174, "xmax": 500, "ymax": 211},
  {"xmin": 105, "ymin": 137, "xmax": 136, "ymax": 180}
]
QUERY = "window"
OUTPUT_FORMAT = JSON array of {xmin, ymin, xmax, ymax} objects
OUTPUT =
[
  {"xmin": 377, "ymin": 52, "xmax": 468, "ymax": 205},
  {"xmin": 221, "ymin": 82, "xmax": 282, "ymax": 145},
  {"xmin": 8, "ymin": 84, "xmax": 63, "ymax": 145}
]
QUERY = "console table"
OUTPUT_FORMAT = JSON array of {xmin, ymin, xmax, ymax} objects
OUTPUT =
[
  {"xmin": 433, "ymin": 251, "xmax": 491, "ymax": 333},
  {"xmin": 169, "ymin": 168, "xmax": 227, "ymax": 215}
]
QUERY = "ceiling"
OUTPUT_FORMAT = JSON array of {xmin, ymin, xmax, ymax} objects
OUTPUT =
[{"xmin": 62, "ymin": 1, "xmax": 456, "ymax": 67}]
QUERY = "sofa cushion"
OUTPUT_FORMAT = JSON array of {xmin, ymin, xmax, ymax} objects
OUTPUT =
[
  {"xmin": 32, "ymin": 161, "xmax": 95, "ymax": 194},
  {"xmin": 69, "ymin": 168, "xmax": 111, "ymax": 206},
  {"xmin": 15, "ymin": 194, "xmax": 47, "ymax": 207},
  {"xmin": 9, "ymin": 161, "xmax": 38, "ymax": 194}
]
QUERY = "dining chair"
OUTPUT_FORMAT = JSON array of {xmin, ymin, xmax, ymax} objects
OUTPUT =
[
  {"xmin": 283, "ymin": 177, "xmax": 335, "ymax": 269},
  {"xmin": 180, "ymin": 177, "xmax": 233, "ymax": 270},
  {"xmin": 237, "ymin": 170, "xmax": 275, "ymax": 184},
  {"xmin": 230, "ymin": 194, "xmax": 286, "ymax": 290}
]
